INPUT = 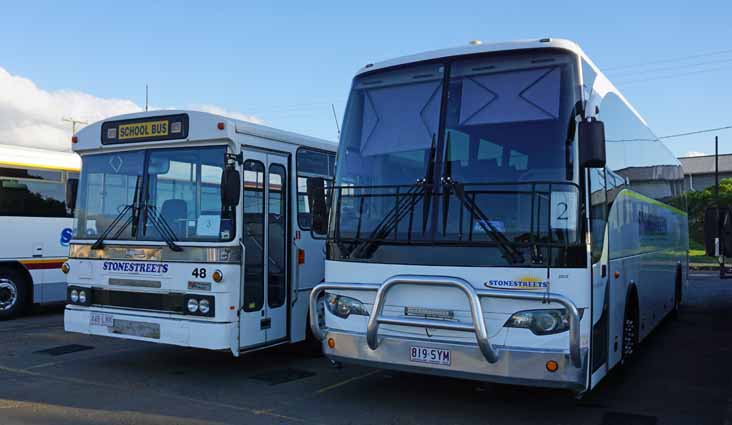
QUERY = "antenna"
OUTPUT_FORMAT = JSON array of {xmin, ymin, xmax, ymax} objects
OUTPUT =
[
  {"xmin": 145, "ymin": 84, "xmax": 149, "ymax": 112},
  {"xmin": 331, "ymin": 103, "xmax": 341, "ymax": 138},
  {"xmin": 62, "ymin": 117, "xmax": 89, "ymax": 135}
]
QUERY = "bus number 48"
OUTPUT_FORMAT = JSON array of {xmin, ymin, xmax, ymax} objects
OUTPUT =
[{"xmin": 192, "ymin": 268, "xmax": 207, "ymax": 279}]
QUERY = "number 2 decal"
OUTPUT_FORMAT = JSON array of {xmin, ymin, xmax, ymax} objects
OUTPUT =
[
  {"xmin": 557, "ymin": 202, "xmax": 568, "ymax": 220},
  {"xmin": 192, "ymin": 268, "xmax": 207, "ymax": 279}
]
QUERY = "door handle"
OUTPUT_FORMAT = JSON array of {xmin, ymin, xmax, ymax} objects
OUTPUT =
[{"xmin": 260, "ymin": 317, "xmax": 272, "ymax": 330}]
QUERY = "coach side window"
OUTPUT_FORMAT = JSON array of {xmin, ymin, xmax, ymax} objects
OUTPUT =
[
  {"xmin": 0, "ymin": 167, "xmax": 70, "ymax": 218},
  {"xmin": 589, "ymin": 168, "xmax": 607, "ymax": 263},
  {"xmin": 296, "ymin": 148, "xmax": 335, "ymax": 230}
]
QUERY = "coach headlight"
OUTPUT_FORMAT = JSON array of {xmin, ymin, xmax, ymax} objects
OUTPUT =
[
  {"xmin": 199, "ymin": 299, "xmax": 211, "ymax": 314},
  {"xmin": 78, "ymin": 290, "xmax": 87, "ymax": 304},
  {"xmin": 505, "ymin": 308, "xmax": 583, "ymax": 335},
  {"xmin": 326, "ymin": 293, "xmax": 369, "ymax": 319}
]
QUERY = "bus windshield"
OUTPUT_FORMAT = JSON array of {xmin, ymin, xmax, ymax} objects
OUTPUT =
[
  {"xmin": 73, "ymin": 145, "xmax": 232, "ymax": 243},
  {"xmin": 330, "ymin": 51, "xmax": 584, "ymax": 267}
]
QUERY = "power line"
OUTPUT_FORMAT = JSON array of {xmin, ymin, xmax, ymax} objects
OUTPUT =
[
  {"xmin": 659, "ymin": 125, "xmax": 732, "ymax": 140},
  {"xmin": 614, "ymin": 64, "xmax": 732, "ymax": 86},
  {"xmin": 608, "ymin": 56, "xmax": 732, "ymax": 77},
  {"xmin": 604, "ymin": 47, "xmax": 732, "ymax": 71}
]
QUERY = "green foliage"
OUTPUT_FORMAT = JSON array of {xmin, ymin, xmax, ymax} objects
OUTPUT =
[{"xmin": 670, "ymin": 177, "xmax": 732, "ymax": 246}]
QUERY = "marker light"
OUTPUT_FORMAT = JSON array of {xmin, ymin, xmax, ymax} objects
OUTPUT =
[
  {"xmin": 546, "ymin": 360, "xmax": 559, "ymax": 372},
  {"xmin": 614, "ymin": 271, "xmax": 621, "ymax": 279},
  {"xmin": 61, "ymin": 262, "xmax": 70, "ymax": 274},
  {"xmin": 72, "ymin": 136, "xmax": 78, "ymax": 144},
  {"xmin": 298, "ymin": 249, "xmax": 305, "ymax": 265},
  {"xmin": 327, "ymin": 338, "xmax": 335, "ymax": 349},
  {"xmin": 212, "ymin": 270, "xmax": 223, "ymax": 283},
  {"xmin": 217, "ymin": 122, "xmax": 225, "ymax": 130}
]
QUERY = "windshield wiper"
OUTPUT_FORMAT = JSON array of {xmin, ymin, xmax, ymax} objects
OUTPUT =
[
  {"xmin": 347, "ymin": 181, "xmax": 426, "ymax": 259},
  {"xmin": 91, "ymin": 204, "xmax": 136, "ymax": 250},
  {"xmin": 143, "ymin": 204, "xmax": 183, "ymax": 252},
  {"xmin": 441, "ymin": 176, "xmax": 525, "ymax": 264}
]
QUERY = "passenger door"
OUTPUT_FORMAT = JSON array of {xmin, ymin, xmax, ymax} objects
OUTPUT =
[{"xmin": 239, "ymin": 148, "xmax": 290, "ymax": 349}]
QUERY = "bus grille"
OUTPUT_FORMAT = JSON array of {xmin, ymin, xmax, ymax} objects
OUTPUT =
[{"xmin": 90, "ymin": 289, "xmax": 185, "ymax": 314}]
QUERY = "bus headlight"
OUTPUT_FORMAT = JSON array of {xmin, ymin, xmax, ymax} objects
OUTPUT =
[
  {"xmin": 78, "ymin": 290, "xmax": 87, "ymax": 304},
  {"xmin": 70, "ymin": 289, "xmax": 79, "ymax": 303},
  {"xmin": 187, "ymin": 299, "xmax": 199, "ymax": 313},
  {"xmin": 504, "ymin": 308, "xmax": 583, "ymax": 335},
  {"xmin": 199, "ymin": 299, "xmax": 210, "ymax": 314},
  {"xmin": 326, "ymin": 293, "xmax": 369, "ymax": 319}
]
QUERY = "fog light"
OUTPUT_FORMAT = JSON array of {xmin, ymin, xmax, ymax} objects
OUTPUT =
[
  {"xmin": 187, "ymin": 299, "xmax": 199, "ymax": 313},
  {"xmin": 78, "ymin": 290, "xmax": 87, "ymax": 304},
  {"xmin": 327, "ymin": 338, "xmax": 335, "ymax": 349},
  {"xmin": 70, "ymin": 289, "xmax": 79, "ymax": 303},
  {"xmin": 212, "ymin": 270, "xmax": 223, "ymax": 283},
  {"xmin": 61, "ymin": 262, "xmax": 70, "ymax": 274},
  {"xmin": 199, "ymin": 299, "xmax": 210, "ymax": 314},
  {"xmin": 546, "ymin": 360, "xmax": 559, "ymax": 372}
]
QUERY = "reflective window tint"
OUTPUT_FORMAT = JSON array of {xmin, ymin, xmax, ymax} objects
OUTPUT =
[
  {"xmin": 243, "ymin": 160, "xmax": 265, "ymax": 312},
  {"xmin": 589, "ymin": 168, "xmax": 607, "ymax": 263},
  {"xmin": 0, "ymin": 175, "xmax": 69, "ymax": 217},
  {"xmin": 268, "ymin": 164, "xmax": 287, "ymax": 309},
  {"xmin": 0, "ymin": 167, "xmax": 62, "ymax": 181}
]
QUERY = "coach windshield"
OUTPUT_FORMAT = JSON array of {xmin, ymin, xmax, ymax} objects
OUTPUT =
[{"xmin": 329, "ymin": 50, "xmax": 584, "ymax": 267}]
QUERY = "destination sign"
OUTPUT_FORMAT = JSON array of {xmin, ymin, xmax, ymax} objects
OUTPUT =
[{"xmin": 101, "ymin": 113, "xmax": 189, "ymax": 145}]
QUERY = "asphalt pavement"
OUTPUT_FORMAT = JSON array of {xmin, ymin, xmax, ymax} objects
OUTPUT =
[{"xmin": 0, "ymin": 272, "xmax": 730, "ymax": 425}]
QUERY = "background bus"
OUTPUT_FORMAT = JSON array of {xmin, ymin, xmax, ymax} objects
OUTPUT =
[
  {"xmin": 0, "ymin": 143, "xmax": 80, "ymax": 319},
  {"xmin": 306, "ymin": 38, "xmax": 688, "ymax": 395},
  {"xmin": 64, "ymin": 111, "xmax": 336, "ymax": 355}
]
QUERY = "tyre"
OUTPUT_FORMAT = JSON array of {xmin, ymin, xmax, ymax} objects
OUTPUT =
[
  {"xmin": 0, "ymin": 268, "xmax": 28, "ymax": 320},
  {"xmin": 621, "ymin": 295, "xmax": 638, "ymax": 364}
]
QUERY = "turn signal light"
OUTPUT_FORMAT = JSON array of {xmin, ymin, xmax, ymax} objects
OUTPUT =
[
  {"xmin": 546, "ymin": 360, "xmax": 559, "ymax": 372},
  {"xmin": 217, "ymin": 122, "xmax": 225, "ymax": 130},
  {"xmin": 614, "ymin": 271, "xmax": 621, "ymax": 279},
  {"xmin": 298, "ymin": 249, "xmax": 305, "ymax": 265},
  {"xmin": 212, "ymin": 269, "xmax": 223, "ymax": 283},
  {"xmin": 71, "ymin": 136, "xmax": 78, "ymax": 144},
  {"xmin": 61, "ymin": 262, "xmax": 70, "ymax": 274},
  {"xmin": 327, "ymin": 338, "xmax": 335, "ymax": 349}
]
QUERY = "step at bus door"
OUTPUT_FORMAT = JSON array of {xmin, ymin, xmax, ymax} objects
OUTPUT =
[{"xmin": 238, "ymin": 148, "xmax": 290, "ymax": 350}]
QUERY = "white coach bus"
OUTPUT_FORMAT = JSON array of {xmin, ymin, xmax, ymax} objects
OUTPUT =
[
  {"xmin": 64, "ymin": 110, "xmax": 336, "ymax": 355},
  {"xmin": 306, "ymin": 39, "xmax": 688, "ymax": 394},
  {"xmin": 0, "ymin": 144, "xmax": 80, "ymax": 319}
]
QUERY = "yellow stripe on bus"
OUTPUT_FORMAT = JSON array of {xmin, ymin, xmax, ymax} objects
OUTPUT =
[{"xmin": 0, "ymin": 161, "xmax": 80, "ymax": 172}]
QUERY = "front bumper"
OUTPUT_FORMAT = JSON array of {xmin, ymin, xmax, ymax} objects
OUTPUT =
[
  {"xmin": 324, "ymin": 330, "xmax": 587, "ymax": 392},
  {"xmin": 64, "ymin": 306, "xmax": 235, "ymax": 351}
]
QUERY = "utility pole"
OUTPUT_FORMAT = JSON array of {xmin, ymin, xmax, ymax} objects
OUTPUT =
[
  {"xmin": 62, "ymin": 117, "xmax": 89, "ymax": 136},
  {"xmin": 145, "ymin": 84, "xmax": 149, "ymax": 112}
]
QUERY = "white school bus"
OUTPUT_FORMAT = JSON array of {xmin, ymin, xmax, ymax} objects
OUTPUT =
[
  {"xmin": 306, "ymin": 39, "xmax": 688, "ymax": 395},
  {"xmin": 0, "ymin": 144, "xmax": 80, "ymax": 319},
  {"xmin": 64, "ymin": 110, "xmax": 336, "ymax": 355}
]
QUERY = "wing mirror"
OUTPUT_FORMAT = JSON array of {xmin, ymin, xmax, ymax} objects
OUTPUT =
[
  {"xmin": 221, "ymin": 166, "xmax": 241, "ymax": 207},
  {"xmin": 579, "ymin": 118, "xmax": 607, "ymax": 168},
  {"xmin": 66, "ymin": 177, "xmax": 79, "ymax": 212},
  {"xmin": 306, "ymin": 177, "xmax": 329, "ymax": 236}
]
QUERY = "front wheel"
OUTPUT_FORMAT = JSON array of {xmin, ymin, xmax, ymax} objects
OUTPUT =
[{"xmin": 0, "ymin": 268, "xmax": 28, "ymax": 320}]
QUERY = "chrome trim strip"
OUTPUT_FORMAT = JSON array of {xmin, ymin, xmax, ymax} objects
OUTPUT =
[
  {"xmin": 109, "ymin": 278, "xmax": 161, "ymax": 289},
  {"xmin": 309, "ymin": 274, "xmax": 583, "ymax": 368},
  {"xmin": 69, "ymin": 244, "xmax": 241, "ymax": 263}
]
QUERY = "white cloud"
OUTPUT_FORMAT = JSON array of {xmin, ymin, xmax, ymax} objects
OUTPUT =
[
  {"xmin": 0, "ymin": 66, "xmax": 263, "ymax": 152},
  {"xmin": 0, "ymin": 66, "xmax": 142, "ymax": 152},
  {"xmin": 189, "ymin": 104, "xmax": 264, "ymax": 125},
  {"xmin": 683, "ymin": 151, "xmax": 707, "ymax": 157}
]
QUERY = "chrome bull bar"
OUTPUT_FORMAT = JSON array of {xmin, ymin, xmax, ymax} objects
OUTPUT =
[{"xmin": 309, "ymin": 275, "xmax": 583, "ymax": 368}]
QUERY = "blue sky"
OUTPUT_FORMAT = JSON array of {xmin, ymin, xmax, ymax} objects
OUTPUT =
[{"xmin": 1, "ymin": 0, "xmax": 730, "ymax": 156}]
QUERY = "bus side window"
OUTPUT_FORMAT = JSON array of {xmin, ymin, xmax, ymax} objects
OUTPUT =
[
  {"xmin": 296, "ymin": 148, "xmax": 335, "ymax": 230},
  {"xmin": 589, "ymin": 168, "xmax": 607, "ymax": 263}
]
